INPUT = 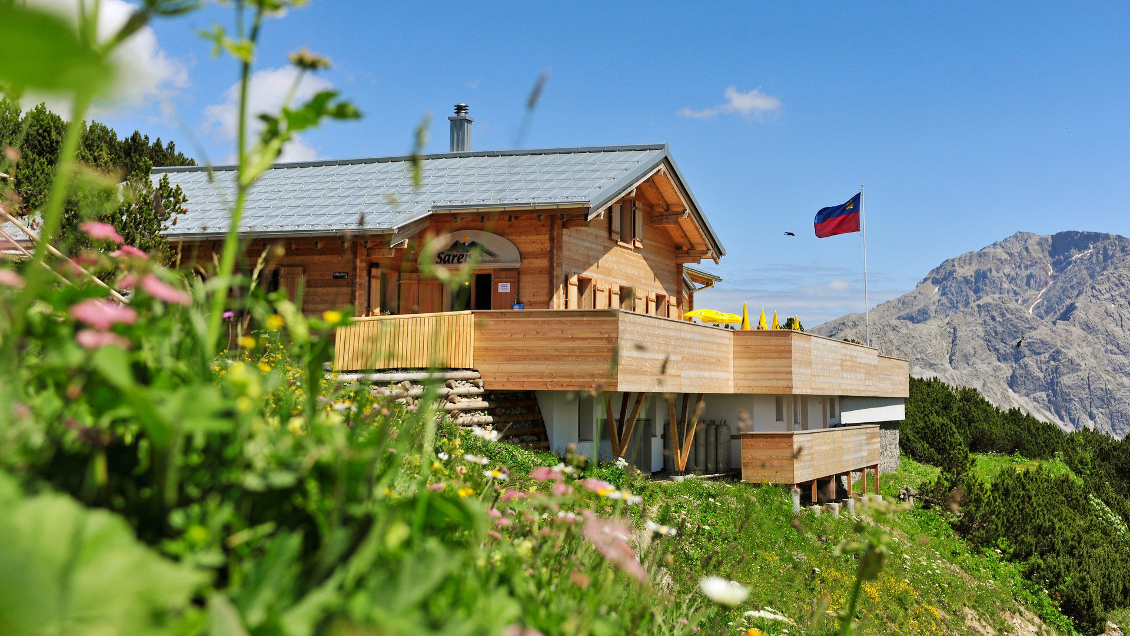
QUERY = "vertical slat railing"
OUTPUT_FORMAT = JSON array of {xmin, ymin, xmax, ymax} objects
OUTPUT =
[{"xmin": 332, "ymin": 311, "xmax": 475, "ymax": 371}]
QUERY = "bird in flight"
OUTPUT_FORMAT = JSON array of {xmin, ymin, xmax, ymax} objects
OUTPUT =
[
  {"xmin": 1015, "ymin": 338, "xmax": 1023, "ymax": 348},
  {"xmin": 784, "ymin": 231, "xmax": 795, "ymax": 236}
]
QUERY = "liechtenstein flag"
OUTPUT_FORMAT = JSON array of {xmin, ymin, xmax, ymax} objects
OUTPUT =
[{"xmin": 814, "ymin": 193, "xmax": 862, "ymax": 238}]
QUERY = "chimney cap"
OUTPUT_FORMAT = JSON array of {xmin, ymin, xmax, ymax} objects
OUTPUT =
[{"xmin": 453, "ymin": 103, "xmax": 469, "ymax": 116}]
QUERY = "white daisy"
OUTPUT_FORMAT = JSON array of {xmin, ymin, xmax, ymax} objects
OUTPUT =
[{"xmin": 699, "ymin": 576, "xmax": 750, "ymax": 607}]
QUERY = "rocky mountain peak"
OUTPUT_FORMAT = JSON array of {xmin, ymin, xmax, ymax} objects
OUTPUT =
[{"xmin": 815, "ymin": 231, "xmax": 1130, "ymax": 437}]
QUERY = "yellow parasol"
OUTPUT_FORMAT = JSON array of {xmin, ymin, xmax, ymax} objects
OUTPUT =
[
  {"xmin": 794, "ymin": 314, "xmax": 801, "ymax": 331},
  {"xmin": 771, "ymin": 311, "xmax": 780, "ymax": 330},
  {"xmin": 683, "ymin": 309, "xmax": 743, "ymax": 325},
  {"xmin": 740, "ymin": 303, "xmax": 751, "ymax": 330},
  {"xmin": 757, "ymin": 309, "xmax": 767, "ymax": 330}
]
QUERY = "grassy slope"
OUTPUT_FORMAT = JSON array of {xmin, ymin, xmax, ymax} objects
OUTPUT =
[{"xmin": 471, "ymin": 435, "xmax": 1081, "ymax": 635}]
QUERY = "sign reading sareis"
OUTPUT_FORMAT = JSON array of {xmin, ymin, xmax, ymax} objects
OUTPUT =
[{"xmin": 424, "ymin": 231, "xmax": 522, "ymax": 269}]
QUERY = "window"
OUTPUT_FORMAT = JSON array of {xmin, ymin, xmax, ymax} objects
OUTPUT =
[
  {"xmin": 610, "ymin": 200, "xmax": 643, "ymax": 245},
  {"xmin": 579, "ymin": 277, "xmax": 594, "ymax": 309},
  {"xmin": 774, "ymin": 396, "xmax": 784, "ymax": 422},
  {"xmin": 654, "ymin": 293, "xmax": 668, "ymax": 316},
  {"xmin": 829, "ymin": 397, "xmax": 838, "ymax": 420},
  {"xmin": 793, "ymin": 396, "xmax": 800, "ymax": 424},
  {"xmin": 620, "ymin": 287, "xmax": 635, "ymax": 311},
  {"xmin": 578, "ymin": 394, "xmax": 594, "ymax": 442}
]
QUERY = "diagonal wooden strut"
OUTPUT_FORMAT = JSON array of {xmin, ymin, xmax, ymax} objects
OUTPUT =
[
  {"xmin": 617, "ymin": 392, "xmax": 645, "ymax": 458},
  {"xmin": 667, "ymin": 393, "xmax": 705, "ymax": 471}
]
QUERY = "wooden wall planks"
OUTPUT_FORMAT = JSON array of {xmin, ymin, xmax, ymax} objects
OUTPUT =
[
  {"xmin": 328, "ymin": 308, "xmax": 910, "ymax": 399},
  {"xmin": 739, "ymin": 425, "xmax": 881, "ymax": 483}
]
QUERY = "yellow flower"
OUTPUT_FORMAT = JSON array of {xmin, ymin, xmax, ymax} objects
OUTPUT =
[
  {"xmin": 322, "ymin": 310, "xmax": 343, "ymax": 325},
  {"xmin": 266, "ymin": 314, "xmax": 284, "ymax": 330},
  {"xmin": 238, "ymin": 335, "xmax": 256, "ymax": 349},
  {"xmin": 457, "ymin": 487, "xmax": 475, "ymax": 498},
  {"xmin": 258, "ymin": 362, "xmax": 272, "ymax": 373}
]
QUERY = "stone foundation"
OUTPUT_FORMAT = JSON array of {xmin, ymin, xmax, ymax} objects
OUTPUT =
[{"xmin": 879, "ymin": 422, "xmax": 900, "ymax": 473}]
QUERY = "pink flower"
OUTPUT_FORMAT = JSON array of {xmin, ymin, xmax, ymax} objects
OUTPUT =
[
  {"xmin": 489, "ymin": 508, "xmax": 502, "ymax": 518},
  {"xmin": 427, "ymin": 483, "xmax": 444, "ymax": 491},
  {"xmin": 583, "ymin": 517, "xmax": 647, "ymax": 583},
  {"xmin": 0, "ymin": 269, "xmax": 24, "ymax": 289},
  {"xmin": 80, "ymin": 221, "xmax": 123, "ymax": 244},
  {"xmin": 76, "ymin": 329, "xmax": 131, "ymax": 349},
  {"xmin": 530, "ymin": 466, "xmax": 563, "ymax": 482},
  {"xmin": 500, "ymin": 489, "xmax": 527, "ymax": 502},
  {"xmin": 110, "ymin": 245, "xmax": 147, "ymax": 259},
  {"xmin": 488, "ymin": 530, "xmax": 502, "ymax": 540},
  {"xmin": 552, "ymin": 483, "xmax": 574, "ymax": 497},
  {"xmin": 70, "ymin": 299, "xmax": 137, "ymax": 330},
  {"xmin": 580, "ymin": 478, "xmax": 614, "ymax": 493},
  {"xmin": 495, "ymin": 517, "xmax": 513, "ymax": 528},
  {"xmin": 222, "ymin": 311, "xmax": 235, "ymax": 319},
  {"xmin": 140, "ymin": 274, "xmax": 191, "ymax": 306}
]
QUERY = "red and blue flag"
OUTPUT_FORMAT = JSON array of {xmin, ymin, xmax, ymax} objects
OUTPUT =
[{"xmin": 814, "ymin": 193, "xmax": 861, "ymax": 238}]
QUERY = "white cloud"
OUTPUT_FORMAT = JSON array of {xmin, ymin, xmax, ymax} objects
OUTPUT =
[
  {"xmin": 203, "ymin": 66, "xmax": 334, "ymax": 163},
  {"xmin": 25, "ymin": 0, "xmax": 189, "ymax": 116},
  {"xmin": 678, "ymin": 86, "xmax": 782, "ymax": 120}
]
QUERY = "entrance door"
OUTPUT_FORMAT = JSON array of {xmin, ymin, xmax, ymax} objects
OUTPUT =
[
  {"xmin": 492, "ymin": 270, "xmax": 518, "ymax": 309},
  {"xmin": 473, "ymin": 273, "xmax": 492, "ymax": 310}
]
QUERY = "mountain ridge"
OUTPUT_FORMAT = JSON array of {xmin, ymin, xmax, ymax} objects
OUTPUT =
[{"xmin": 814, "ymin": 230, "xmax": 1130, "ymax": 437}]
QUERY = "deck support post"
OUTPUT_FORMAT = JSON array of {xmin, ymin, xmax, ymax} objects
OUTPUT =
[
  {"xmin": 668, "ymin": 393, "xmax": 705, "ymax": 471},
  {"xmin": 810, "ymin": 479, "xmax": 818, "ymax": 503},
  {"xmin": 617, "ymin": 392, "xmax": 645, "ymax": 458},
  {"xmin": 872, "ymin": 464, "xmax": 880, "ymax": 495},
  {"xmin": 861, "ymin": 468, "xmax": 868, "ymax": 494},
  {"xmin": 846, "ymin": 470, "xmax": 853, "ymax": 495}
]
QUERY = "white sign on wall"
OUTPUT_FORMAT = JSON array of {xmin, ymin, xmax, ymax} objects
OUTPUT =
[
  {"xmin": 497, "ymin": 282, "xmax": 511, "ymax": 292},
  {"xmin": 424, "ymin": 231, "xmax": 522, "ymax": 269}
]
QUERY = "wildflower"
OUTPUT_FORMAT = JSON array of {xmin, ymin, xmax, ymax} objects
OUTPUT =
[
  {"xmin": 222, "ymin": 310, "xmax": 235, "ymax": 319},
  {"xmin": 569, "ymin": 572, "xmax": 590, "ymax": 588},
  {"xmin": 584, "ymin": 517, "xmax": 647, "ymax": 583},
  {"xmin": 552, "ymin": 463, "xmax": 578, "ymax": 475},
  {"xmin": 607, "ymin": 489, "xmax": 642, "ymax": 505},
  {"xmin": 557, "ymin": 511, "xmax": 580, "ymax": 523},
  {"xmin": 646, "ymin": 520, "xmax": 677, "ymax": 536},
  {"xmin": 75, "ymin": 329, "xmax": 131, "ymax": 350},
  {"xmin": 470, "ymin": 425, "xmax": 501, "ymax": 441},
  {"xmin": 552, "ymin": 483, "xmax": 574, "ymax": 497},
  {"xmin": 322, "ymin": 309, "xmax": 343, "ymax": 325},
  {"xmin": 257, "ymin": 362, "xmax": 271, "ymax": 373},
  {"xmin": 80, "ymin": 221, "xmax": 123, "ymax": 244},
  {"xmin": 238, "ymin": 335, "xmax": 256, "ymax": 349},
  {"xmin": 488, "ymin": 530, "xmax": 502, "ymax": 540},
  {"xmin": 743, "ymin": 608, "xmax": 796, "ymax": 625},
  {"xmin": 463, "ymin": 454, "xmax": 489, "ymax": 465},
  {"xmin": 427, "ymin": 483, "xmax": 445, "ymax": 491},
  {"xmin": 483, "ymin": 469, "xmax": 509, "ymax": 481},
  {"xmin": 698, "ymin": 576, "xmax": 749, "ymax": 607},
  {"xmin": 0, "ymin": 269, "xmax": 25, "ymax": 289},
  {"xmin": 437, "ymin": 451, "xmax": 449, "ymax": 461},
  {"xmin": 614, "ymin": 457, "xmax": 629, "ymax": 469},
  {"xmin": 70, "ymin": 298, "xmax": 137, "ymax": 330},
  {"xmin": 580, "ymin": 478, "xmax": 615, "ymax": 497},
  {"xmin": 457, "ymin": 487, "xmax": 475, "ymax": 498},
  {"xmin": 289, "ymin": 46, "xmax": 332, "ymax": 71},
  {"xmin": 110, "ymin": 245, "xmax": 147, "ymax": 259},
  {"xmin": 140, "ymin": 274, "xmax": 191, "ymax": 306},
  {"xmin": 266, "ymin": 314, "xmax": 285, "ymax": 330},
  {"xmin": 530, "ymin": 466, "xmax": 563, "ymax": 482}
]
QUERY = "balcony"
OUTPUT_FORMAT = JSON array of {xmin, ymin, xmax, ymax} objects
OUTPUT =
[
  {"xmin": 332, "ymin": 309, "xmax": 909, "ymax": 398},
  {"xmin": 738, "ymin": 425, "xmax": 881, "ymax": 487}
]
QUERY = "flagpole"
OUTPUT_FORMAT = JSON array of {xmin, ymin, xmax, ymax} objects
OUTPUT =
[{"xmin": 861, "ymin": 184, "xmax": 870, "ymax": 347}]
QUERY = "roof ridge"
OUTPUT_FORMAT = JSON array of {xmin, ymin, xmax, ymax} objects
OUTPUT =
[{"xmin": 151, "ymin": 143, "xmax": 669, "ymax": 174}]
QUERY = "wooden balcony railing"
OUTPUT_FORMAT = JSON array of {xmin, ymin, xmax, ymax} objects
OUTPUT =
[
  {"xmin": 333, "ymin": 311, "xmax": 475, "ymax": 370},
  {"xmin": 737, "ymin": 425, "xmax": 880, "ymax": 484},
  {"xmin": 330, "ymin": 310, "xmax": 909, "ymax": 399}
]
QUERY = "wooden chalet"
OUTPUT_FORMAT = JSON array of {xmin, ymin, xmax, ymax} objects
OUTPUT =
[{"xmin": 158, "ymin": 105, "xmax": 909, "ymax": 497}]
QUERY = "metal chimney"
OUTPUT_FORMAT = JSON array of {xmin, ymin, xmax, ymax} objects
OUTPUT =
[{"xmin": 448, "ymin": 103, "xmax": 473, "ymax": 152}]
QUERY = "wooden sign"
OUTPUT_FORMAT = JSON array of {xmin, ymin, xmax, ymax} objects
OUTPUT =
[{"xmin": 333, "ymin": 271, "xmax": 349, "ymax": 279}]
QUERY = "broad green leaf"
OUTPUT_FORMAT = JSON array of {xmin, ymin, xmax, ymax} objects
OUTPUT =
[
  {"xmin": 91, "ymin": 344, "xmax": 135, "ymax": 389},
  {"xmin": 0, "ymin": 471, "xmax": 207, "ymax": 635},
  {"xmin": 0, "ymin": 5, "xmax": 114, "ymax": 95}
]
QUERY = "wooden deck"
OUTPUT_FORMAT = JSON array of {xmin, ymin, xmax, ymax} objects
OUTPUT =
[
  {"xmin": 738, "ymin": 425, "xmax": 881, "ymax": 485},
  {"xmin": 332, "ymin": 309, "xmax": 909, "ymax": 398}
]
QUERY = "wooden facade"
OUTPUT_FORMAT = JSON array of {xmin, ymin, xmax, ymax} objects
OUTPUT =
[
  {"xmin": 738, "ymin": 426, "xmax": 881, "ymax": 485},
  {"xmin": 331, "ymin": 309, "xmax": 911, "ymax": 398}
]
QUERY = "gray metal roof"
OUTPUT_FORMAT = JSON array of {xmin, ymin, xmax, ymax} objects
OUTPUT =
[{"xmin": 153, "ymin": 144, "xmax": 724, "ymax": 255}]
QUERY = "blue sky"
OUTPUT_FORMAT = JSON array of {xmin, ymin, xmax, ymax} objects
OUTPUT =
[{"xmin": 63, "ymin": 0, "xmax": 1130, "ymax": 324}]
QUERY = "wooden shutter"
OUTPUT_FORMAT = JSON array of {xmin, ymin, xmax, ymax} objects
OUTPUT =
[
  {"xmin": 594, "ymin": 281, "xmax": 608, "ymax": 309},
  {"xmin": 610, "ymin": 284, "xmax": 620, "ymax": 309},
  {"xmin": 567, "ymin": 275, "xmax": 579, "ymax": 309},
  {"xmin": 633, "ymin": 201, "xmax": 644, "ymax": 244},
  {"xmin": 610, "ymin": 204, "xmax": 621, "ymax": 242}
]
